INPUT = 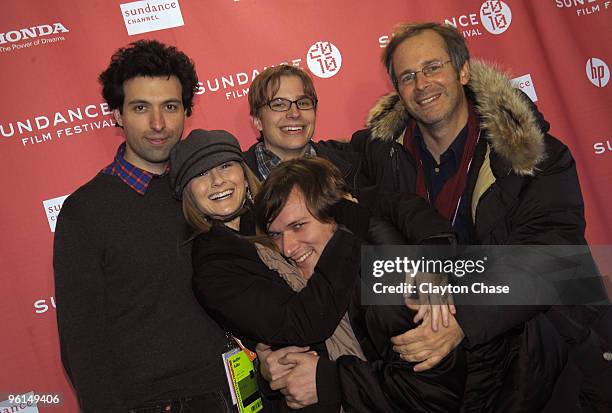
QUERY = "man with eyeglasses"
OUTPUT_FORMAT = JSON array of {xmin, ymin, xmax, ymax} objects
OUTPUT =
[
  {"xmin": 349, "ymin": 21, "xmax": 611, "ymax": 412},
  {"xmin": 244, "ymin": 65, "xmax": 360, "ymax": 185}
]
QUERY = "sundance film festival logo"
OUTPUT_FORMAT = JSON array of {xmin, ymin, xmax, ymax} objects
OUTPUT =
[
  {"xmin": 196, "ymin": 58, "xmax": 303, "ymax": 101},
  {"xmin": 0, "ymin": 23, "xmax": 69, "ymax": 54},
  {"xmin": 120, "ymin": 0, "xmax": 184, "ymax": 35},
  {"xmin": 593, "ymin": 138, "xmax": 612, "ymax": 155},
  {"xmin": 43, "ymin": 194, "xmax": 69, "ymax": 232},
  {"xmin": 480, "ymin": 0, "xmax": 512, "ymax": 34},
  {"xmin": 307, "ymin": 41, "xmax": 342, "ymax": 79},
  {"xmin": 555, "ymin": 0, "xmax": 611, "ymax": 17},
  {"xmin": 1, "ymin": 102, "xmax": 115, "ymax": 148},
  {"xmin": 34, "ymin": 296, "xmax": 56, "ymax": 314},
  {"xmin": 377, "ymin": 0, "xmax": 514, "ymax": 43},
  {"xmin": 586, "ymin": 57, "xmax": 610, "ymax": 87}
]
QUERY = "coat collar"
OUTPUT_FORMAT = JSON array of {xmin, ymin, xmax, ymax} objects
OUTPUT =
[{"xmin": 366, "ymin": 60, "xmax": 546, "ymax": 175}]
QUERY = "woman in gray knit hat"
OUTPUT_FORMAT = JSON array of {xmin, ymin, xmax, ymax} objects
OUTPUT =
[{"xmin": 170, "ymin": 128, "xmax": 261, "ymax": 235}]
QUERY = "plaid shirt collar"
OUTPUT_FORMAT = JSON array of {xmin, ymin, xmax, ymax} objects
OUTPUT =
[
  {"xmin": 101, "ymin": 143, "xmax": 168, "ymax": 195},
  {"xmin": 254, "ymin": 141, "xmax": 317, "ymax": 180}
]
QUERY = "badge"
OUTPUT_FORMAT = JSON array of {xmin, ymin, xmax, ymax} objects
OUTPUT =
[{"xmin": 222, "ymin": 347, "xmax": 263, "ymax": 413}]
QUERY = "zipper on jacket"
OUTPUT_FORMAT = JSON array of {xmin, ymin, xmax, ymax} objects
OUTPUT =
[{"xmin": 390, "ymin": 146, "xmax": 400, "ymax": 191}]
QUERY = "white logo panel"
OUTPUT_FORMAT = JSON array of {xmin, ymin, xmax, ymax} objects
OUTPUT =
[
  {"xmin": 43, "ymin": 194, "xmax": 69, "ymax": 232},
  {"xmin": 120, "ymin": 0, "xmax": 184, "ymax": 36},
  {"xmin": 307, "ymin": 41, "xmax": 342, "ymax": 79},
  {"xmin": 511, "ymin": 74, "xmax": 538, "ymax": 102},
  {"xmin": 586, "ymin": 57, "xmax": 610, "ymax": 87},
  {"xmin": 480, "ymin": 0, "xmax": 512, "ymax": 34}
]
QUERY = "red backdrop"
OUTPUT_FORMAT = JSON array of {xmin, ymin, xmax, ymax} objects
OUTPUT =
[{"xmin": 1, "ymin": 1, "xmax": 610, "ymax": 410}]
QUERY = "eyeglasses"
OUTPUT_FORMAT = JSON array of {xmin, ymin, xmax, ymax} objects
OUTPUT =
[
  {"xmin": 397, "ymin": 60, "xmax": 452, "ymax": 87},
  {"xmin": 261, "ymin": 97, "xmax": 317, "ymax": 112}
]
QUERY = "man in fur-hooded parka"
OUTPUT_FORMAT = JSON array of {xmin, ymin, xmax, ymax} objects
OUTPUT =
[{"xmin": 351, "ymin": 23, "xmax": 611, "ymax": 413}]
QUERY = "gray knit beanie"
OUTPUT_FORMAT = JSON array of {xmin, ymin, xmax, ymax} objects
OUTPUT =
[{"xmin": 169, "ymin": 129, "xmax": 244, "ymax": 199}]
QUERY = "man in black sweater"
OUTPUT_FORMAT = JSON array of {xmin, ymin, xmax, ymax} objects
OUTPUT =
[{"xmin": 53, "ymin": 40, "xmax": 232, "ymax": 412}]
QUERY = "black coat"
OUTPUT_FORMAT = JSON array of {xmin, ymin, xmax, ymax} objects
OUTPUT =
[
  {"xmin": 191, "ymin": 200, "xmax": 466, "ymax": 412},
  {"xmin": 336, "ymin": 289, "xmax": 466, "ymax": 413},
  {"xmin": 351, "ymin": 61, "xmax": 611, "ymax": 412}
]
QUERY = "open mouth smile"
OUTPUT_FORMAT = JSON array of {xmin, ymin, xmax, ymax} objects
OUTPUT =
[
  {"xmin": 281, "ymin": 126, "xmax": 304, "ymax": 133},
  {"xmin": 417, "ymin": 94, "xmax": 442, "ymax": 105},
  {"xmin": 209, "ymin": 189, "xmax": 234, "ymax": 201},
  {"xmin": 293, "ymin": 249, "xmax": 314, "ymax": 264}
]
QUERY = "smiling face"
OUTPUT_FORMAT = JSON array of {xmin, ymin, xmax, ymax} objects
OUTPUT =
[
  {"xmin": 392, "ymin": 30, "xmax": 470, "ymax": 133},
  {"xmin": 113, "ymin": 75, "xmax": 185, "ymax": 174},
  {"xmin": 252, "ymin": 75, "xmax": 316, "ymax": 161},
  {"xmin": 267, "ymin": 187, "xmax": 335, "ymax": 279},
  {"xmin": 187, "ymin": 161, "xmax": 247, "ymax": 220}
]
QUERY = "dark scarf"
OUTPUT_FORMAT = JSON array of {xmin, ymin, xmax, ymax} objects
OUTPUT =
[{"xmin": 403, "ymin": 103, "xmax": 480, "ymax": 222}]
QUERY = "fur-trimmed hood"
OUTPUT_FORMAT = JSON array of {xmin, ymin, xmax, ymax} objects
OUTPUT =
[{"xmin": 366, "ymin": 60, "xmax": 546, "ymax": 175}]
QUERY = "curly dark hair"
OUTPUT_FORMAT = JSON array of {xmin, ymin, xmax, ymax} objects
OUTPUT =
[{"xmin": 98, "ymin": 40, "xmax": 198, "ymax": 116}]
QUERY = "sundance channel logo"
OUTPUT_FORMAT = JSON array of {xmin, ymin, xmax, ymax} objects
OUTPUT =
[{"xmin": 120, "ymin": 0, "xmax": 184, "ymax": 35}]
